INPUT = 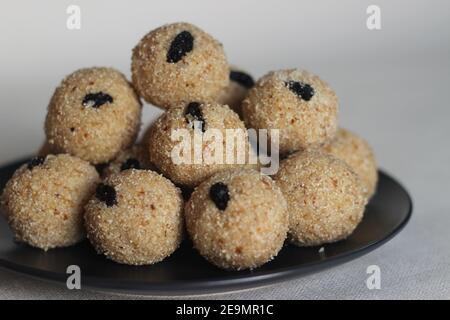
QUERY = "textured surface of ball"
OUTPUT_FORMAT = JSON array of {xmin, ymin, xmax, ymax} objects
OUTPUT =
[
  {"xmin": 323, "ymin": 128, "xmax": 378, "ymax": 198},
  {"xmin": 84, "ymin": 170, "xmax": 184, "ymax": 265},
  {"xmin": 274, "ymin": 150, "xmax": 366, "ymax": 247},
  {"xmin": 45, "ymin": 67, "xmax": 142, "ymax": 164},
  {"xmin": 185, "ymin": 169, "xmax": 288, "ymax": 270},
  {"xmin": 242, "ymin": 69, "xmax": 338, "ymax": 154},
  {"xmin": 1, "ymin": 154, "xmax": 99, "ymax": 250},
  {"xmin": 132, "ymin": 22, "xmax": 229, "ymax": 109},
  {"xmin": 147, "ymin": 101, "xmax": 257, "ymax": 187}
]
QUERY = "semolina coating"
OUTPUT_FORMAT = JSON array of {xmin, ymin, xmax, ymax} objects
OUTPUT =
[
  {"xmin": 185, "ymin": 169, "xmax": 288, "ymax": 270},
  {"xmin": 322, "ymin": 128, "xmax": 378, "ymax": 198},
  {"xmin": 147, "ymin": 101, "xmax": 258, "ymax": 187},
  {"xmin": 0, "ymin": 154, "xmax": 99, "ymax": 251},
  {"xmin": 84, "ymin": 170, "xmax": 184, "ymax": 265},
  {"xmin": 274, "ymin": 150, "xmax": 366, "ymax": 247},
  {"xmin": 102, "ymin": 144, "xmax": 155, "ymax": 178},
  {"xmin": 131, "ymin": 22, "xmax": 229, "ymax": 109},
  {"xmin": 45, "ymin": 67, "xmax": 142, "ymax": 164},
  {"xmin": 218, "ymin": 66, "xmax": 255, "ymax": 116},
  {"xmin": 242, "ymin": 69, "xmax": 338, "ymax": 155}
]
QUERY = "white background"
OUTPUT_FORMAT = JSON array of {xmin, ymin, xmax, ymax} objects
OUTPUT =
[{"xmin": 0, "ymin": 0, "xmax": 449, "ymax": 299}]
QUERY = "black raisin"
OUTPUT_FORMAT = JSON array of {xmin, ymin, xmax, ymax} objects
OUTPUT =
[
  {"xmin": 230, "ymin": 71, "xmax": 255, "ymax": 89},
  {"xmin": 96, "ymin": 183, "xmax": 117, "ymax": 207},
  {"xmin": 185, "ymin": 102, "xmax": 205, "ymax": 132},
  {"xmin": 27, "ymin": 156, "xmax": 46, "ymax": 170},
  {"xmin": 285, "ymin": 81, "xmax": 315, "ymax": 101},
  {"xmin": 120, "ymin": 158, "xmax": 141, "ymax": 171},
  {"xmin": 209, "ymin": 182, "xmax": 230, "ymax": 211},
  {"xmin": 167, "ymin": 30, "xmax": 194, "ymax": 63},
  {"xmin": 82, "ymin": 92, "xmax": 113, "ymax": 108}
]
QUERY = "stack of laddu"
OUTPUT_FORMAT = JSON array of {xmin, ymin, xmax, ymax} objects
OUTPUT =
[{"xmin": 0, "ymin": 22, "xmax": 377, "ymax": 270}]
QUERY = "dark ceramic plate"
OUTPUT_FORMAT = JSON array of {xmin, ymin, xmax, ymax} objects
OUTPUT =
[{"xmin": 0, "ymin": 158, "xmax": 412, "ymax": 296}]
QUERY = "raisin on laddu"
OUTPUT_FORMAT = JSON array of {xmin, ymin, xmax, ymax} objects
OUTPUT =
[
  {"xmin": 96, "ymin": 183, "xmax": 117, "ymax": 207},
  {"xmin": 285, "ymin": 81, "xmax": 315, "ymax": 101},
  {"xmin": 185, "ymin": 102, "xmax": 205, "ymax": 132},
  {"xmin": 82, "ymin": 92, "xmax": 113, "ymax": 108},
  {"xmin": 167, "ymin": 31, "xmax": 194, "ymax": 63},
  {"xmin": 209, "ymin": 182, "xmax": 230, "ymax": 211}
]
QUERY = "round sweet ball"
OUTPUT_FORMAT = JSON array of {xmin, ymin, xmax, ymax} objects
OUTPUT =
[
  {"xmin": 242, "ymin": 69, "xmax": 338, "ymax": 155},
  {"xmin": 45, "ymin": 67, "xmax": 142, "ymax": 164},
  {"xmin": 274, "ymin": 150, "xmax": 366, "ymax": 247},
  {"xmin": 147, "ymin": 101, "xmax": 257, "ymax": 187},
  {"xmin": 84, "ymin": 169, "xmax": 184, "ymax": 265},
  {"xmin": 218, "ymin": 67, "xmax": 255, "ymax": 116},
  {"xmin": 323, "ymin": 128, "xmax": 378, "ymax": 198},
  {"xmin": 0, "ymin": 154, "xmax": 99, "ymax": 251},
  {"xmin": 185, "ymin": 169, "xmax": 288, "ymax": 270},
  {"xmin": 102, "ymin": 144, "xmax": 155, "ymax": 178},
  {"xmin": 131, "ymin": 22, "xmax": 229, "ymax": 109}
]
